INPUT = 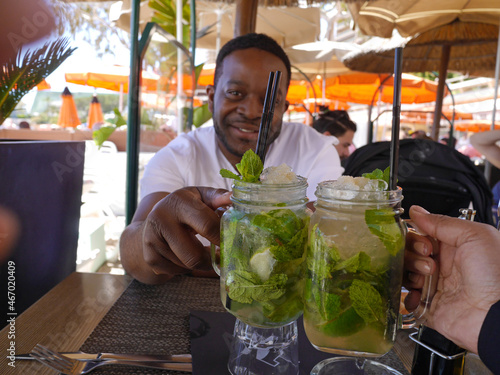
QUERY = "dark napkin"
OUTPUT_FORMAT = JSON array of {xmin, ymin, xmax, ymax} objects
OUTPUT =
[{"xmin": 189, "ymin": 311, "xmax": 409, "ymax": 375}]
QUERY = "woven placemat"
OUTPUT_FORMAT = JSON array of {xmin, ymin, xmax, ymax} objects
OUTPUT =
[
  {"xmin": 80, "ymin": 275, "xmax": 409, "ymax": 375},
  {"xmin": 80, "ymin": 276, "xmax": 224, "ymax": 374}
]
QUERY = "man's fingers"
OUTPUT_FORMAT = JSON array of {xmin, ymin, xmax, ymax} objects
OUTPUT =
[{"xmin": 196, "ymin": 187, "xmax": 232, "ymax": 210}]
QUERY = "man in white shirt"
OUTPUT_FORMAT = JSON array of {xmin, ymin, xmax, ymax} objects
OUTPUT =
[{"xmin": 120, "ymin": 33, "xmax": 343, "ymax": 284}]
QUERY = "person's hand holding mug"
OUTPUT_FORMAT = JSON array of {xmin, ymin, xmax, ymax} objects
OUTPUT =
[{"xmin": 403, "ymin": 205, "xmax": 500, "ymax": 354}]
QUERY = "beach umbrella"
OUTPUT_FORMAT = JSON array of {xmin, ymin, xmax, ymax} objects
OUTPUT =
[
  {"xmin": 87, "ymin": 95, "xmax": 104, "ymax": 129},
  {"xmin": 57, "ymin": 87, "xmax": 81, "ymax": 128},
  {"xmin": 455, "ymin": 120, "xmax": 500, "ymax": 132},
  {"xmin": 114, "ymin": 0, "xmax": 323, "ymax": 51},
  {"xmin": 65, "ymin": 65, "xmax": 161, "ymax": 112},
  {"xmin": 287, "ymin": 72, "xmax": 445, "ymax": 106},
  {"xmin": 36, "ymin": 79, "xmax": 51, "ymax": 91},
  {"xmin": 345, "ymin": 1, "xmax": 500, "ymax": 141}
]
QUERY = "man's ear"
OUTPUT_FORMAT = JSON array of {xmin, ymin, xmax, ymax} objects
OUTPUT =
[
  {"xmin": 323, "ymin": 130, "xmax": 331, "ymax": 136},
  {"xmin": 207, "ymin": 85, "xmax": 215, "ymax": 113},
  {"xmin": 284, "ymin": 100, "xmax": 289, "ymax": 113}
]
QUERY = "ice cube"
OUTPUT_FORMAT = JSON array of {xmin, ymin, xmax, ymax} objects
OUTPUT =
[{"xmin": 260, "ymin": 163, "xmax": 298, "ymax": 184}]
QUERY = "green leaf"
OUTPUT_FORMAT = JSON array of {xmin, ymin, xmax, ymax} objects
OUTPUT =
[
  {"xmin": 235, "ymin": 149, "xmax": 263, "ymax": 182},
  {"xmin": 362, "ymin": 166, "xmax": 392, "ymax": 189},
  {"xmin": 219, "ymin": 149, "xmax": 264, "ymax": 182},
  {"xmin": 349, "ymin": 279, "xmax": 386, "ymax": 325},
  {"xmin": 252, "ymin": 273, "xmax": 288, "ymax": 302},
  {"xmin": 307, "ymin": 224, "xmax": 341, "ymax": 280},
  {"xmin": 226, "ymin": 270, "xmax": 259, "ymax": 304},
  {"xmin": 192, "ymin": 104, "xmax": 212, "ymax": 127},
  {"xmin": 220, "ymin": 169, "xmax": 241, "ymax": 180},
  {"xmin": 0, "ymin": 37, "xmax": 76, "ymax": 124},
  {"xmin": 334, "ymin": 251, "xmax": 371, "ymax": 273},
  {"xmin": 365, "ymin": 208, "xmax": 405, "ymax": 256},
  {"xmin": 321, "ymin": 307, "xmax": 366, "ymax": 337},
  {"xmin": 113, "ymin": 108, "xmax": 127, "ymax": 127},
  {"xmin": 252, "ymin": 209, "xmax": 303, "ymax": 245},
  {"xmin": 322, "ymin": 293, "xmax": 342, "ymax": 321},
  {"xmin": 93, "ymin": 126, "xmax": 117, "ymax": 148}
]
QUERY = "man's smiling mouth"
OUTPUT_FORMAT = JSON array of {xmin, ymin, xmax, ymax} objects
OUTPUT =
[{"xmin": 239, "ymin": 128, "xmax": 257, "ymax": 133}]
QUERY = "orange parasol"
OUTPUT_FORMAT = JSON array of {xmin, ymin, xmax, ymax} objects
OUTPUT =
[
  {"xmin": 87, "ymin": 95, "xmax": 104, "ymax": 129},
  {"xmin": 36, "ymin": 79, "xmax": 51, "ymax": 91},
  {"xmin": 455, "ymin": 120, "xmax": 500, "ymax": 132},
  {"xmin": 65, "ymin": 65, "xmax": 160, "ymax": 93},
  {"xmin": 287, "ymin": 72, "xmax": 446, "ymax": 107},
  {"xmin": 57, "ymin": 87, "xmax": 81, "ymax": 128}
]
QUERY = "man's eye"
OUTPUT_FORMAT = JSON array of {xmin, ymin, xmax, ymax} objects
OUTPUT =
[{"xmin": 227, "ymin": 90, "xmax": 242, "ymax": 97}]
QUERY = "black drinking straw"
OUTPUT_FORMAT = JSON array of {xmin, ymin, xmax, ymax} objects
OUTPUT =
[
  {"xmin": 389, "ymin": 48, "xmax": 403, "ymax": 191},
  {"xmin": 256, "ymin": 71, "xmax": 282, "ymax": 164}
]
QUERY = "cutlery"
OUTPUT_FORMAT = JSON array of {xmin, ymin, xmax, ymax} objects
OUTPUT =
[
  {"xmin": 16, "ymin": 350, "xmax": 191, "ymax": 362},
  {"xmin": 30, "ymin": 344, "xmax": 192, "ymax": 374}
]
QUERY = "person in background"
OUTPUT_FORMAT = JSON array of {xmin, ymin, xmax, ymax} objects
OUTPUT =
[
  {"xmin": 404, "ymin": 205, "xmax": 500, "ymax": 374},
  {"xmin": 439, "ymin": 135, "xmax": 457, "ymax": 148},
  {"xmin": 19, "ymin": 121, "xmax": 31, "ymax": 129},
  {"xmin": 119, "ymin": 34, "xmax": 343, "ymax": 284},
  {"xmin": 409, "ymin": 129, "xmax": 433, "ymax": 141},
  {"xmin": 312, "ymin": 109, "xmax": 357, "ymax": 161},
  {"xmin": 470, "ymin": 129, "xmax": 500, "ymax": 225}
]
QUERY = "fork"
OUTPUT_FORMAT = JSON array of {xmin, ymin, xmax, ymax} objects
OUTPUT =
[{"xmin": 30, "ymin": 344, "xmax": 193, "ymax": 374}]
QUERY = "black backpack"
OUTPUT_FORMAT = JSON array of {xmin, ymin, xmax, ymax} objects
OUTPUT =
[{"xmin": 343, "ymin": 139, "xmax": 495, "ymax": 225}]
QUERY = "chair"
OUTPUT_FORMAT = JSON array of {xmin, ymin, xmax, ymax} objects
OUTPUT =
[
  {"xmin": 0, "ymin": 140, "xmax": 85, "ymax": 325},
  {"xmin": 343, "ymin": 139, "xmax": 495, "ymax": 225}
]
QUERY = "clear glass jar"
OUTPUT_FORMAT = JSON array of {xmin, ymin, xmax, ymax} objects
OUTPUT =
[
  {"xmin": 217, "ymin": 177, "xmax": 309, "ymax": 328},
  {"xmin": 303, "ymin": 182, "xmax": 407, "ymax": 357}
]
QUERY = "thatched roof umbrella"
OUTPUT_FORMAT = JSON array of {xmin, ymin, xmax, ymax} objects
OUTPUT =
[{"xmin": 342, "ymin": 21, "xmax": 500, "ymax": 140}]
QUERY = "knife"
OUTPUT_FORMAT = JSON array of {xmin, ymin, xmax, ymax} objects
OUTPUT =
[{"xmin": 15, "ymin": 351, "xmax": 192, "ymax": 362}]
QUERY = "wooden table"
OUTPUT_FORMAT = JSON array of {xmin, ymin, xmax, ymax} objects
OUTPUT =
[
  {"xmin": 0, "ymin": 272, "xmax": 132, "ymax": 374},
  {"xmin": 0, "ymin": 271, "xmax": 490, "ymax": 375}
]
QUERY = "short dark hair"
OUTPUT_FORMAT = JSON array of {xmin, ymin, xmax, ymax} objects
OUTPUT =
[
  {"xmin": 214, "ymin": 33, "xmax": 291, "ymax": 88},
  {"xmin": 312, "ymin": 109, "xmax": 357, "ymax": 137}
]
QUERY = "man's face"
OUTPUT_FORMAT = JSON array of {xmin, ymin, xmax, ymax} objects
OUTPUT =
[
  {"xmin": 335, "ymin": 129, "xmax": 355, "ymax": 160},
  {"xmin": 207, "ymin": 48, "xmax": 289, "ymax": 165}
]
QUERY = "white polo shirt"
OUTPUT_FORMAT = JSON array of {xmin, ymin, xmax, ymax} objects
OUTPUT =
[{"xmin": 140, "ymin": 122, "xmax": 343, "ymax": 201}]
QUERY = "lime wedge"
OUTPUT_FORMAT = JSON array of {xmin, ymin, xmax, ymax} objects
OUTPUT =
[{"xmin": 249, "ymin": 248, "xmax": 276, "ymax": 281}]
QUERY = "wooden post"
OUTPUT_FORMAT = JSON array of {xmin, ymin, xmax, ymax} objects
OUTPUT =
[
  {"xmin": 431, "ymin": 44, "xmax": 451, "ymax": 141},
  {"xmin": 234, "ymin": 0, "xmax": 258, "ymax": 36}
]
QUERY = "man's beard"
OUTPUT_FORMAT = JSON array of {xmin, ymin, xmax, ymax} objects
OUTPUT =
[
  {"xmin": 213, "ymin": 120, "xmax": 251, "ymax": 159},
  {"xmin": 214, "ymin": 118, "xmax": 282, "ymax": 160}
]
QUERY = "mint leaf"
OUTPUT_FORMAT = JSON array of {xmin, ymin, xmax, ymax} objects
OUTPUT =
[
  {"xmin": 362, "ymin": 166, "xmax": 392, "ymax": 190},
  {"xmin": 362, "ymin": 168, "xmax": 383, "ymax": 180},
  {"xmin": 349, "ymin": 279, "xmax": 385, "ymax": 325},
  {"xmin": 251, "ymin": 209, "xmax": 302, "ymax": 244},
  {"xmin": 321, "ymin": 307, "xmax": 365, "ymax": 337},
  {"xmin": 322, "ymin": 293, "xmax": 342, "ymax": 321},
  {"xmin": 263, "ymin": 292, "xmax": 303, "ymax": 323},
  {"xmin": 307, "ymin": 224, "xmax": 340, "ymax": 280},
  {"xmin": 226, "ymin": 270, "xmax": 259, "ymax": 304},
  {"xmin": 236, "ymin": 149, "xmax": 263, "ymax": 182},
  {"xmin": 219, "ymin": 149, "xmax": 263, "ymax": 182},
  {"xmin": 252, "ymin": 273, "xmax": 287, "ymax": 302},
  {"xmin": 365, "ymin": 208, "xmax": 405, "ymax": 256},
  {"xmin": 220, "ymin": 169, "xmax": 241, "ymax": 180},
  {"xmin": 334, "ymin": 251, "xmax": 371, "ymax": 273}
]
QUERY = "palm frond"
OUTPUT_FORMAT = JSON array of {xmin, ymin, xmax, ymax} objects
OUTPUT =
[{"xmin": 0, "ymin": 37, "xmax": 76, "ymax": 124}]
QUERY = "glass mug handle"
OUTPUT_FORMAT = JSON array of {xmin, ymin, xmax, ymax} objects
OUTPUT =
[
  {"xmin": 210, "ymin": 206, "xmax": 227, "ymax": 277},
  {"xmin": 211, "ymin": 243, "xmax": 221, "ymax": 276},
  {"xmin": 400, "ymin": 226, "xmax": 439, "ymax": 329}
]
